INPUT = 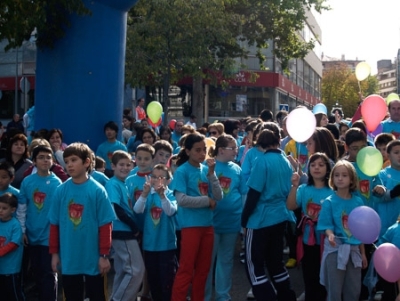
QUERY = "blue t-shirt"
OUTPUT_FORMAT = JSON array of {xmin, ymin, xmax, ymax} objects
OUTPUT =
[
  {"xmin": 377, "ymin": 167, "xmax": 400, "ymax": 236},
  {"xmin": 246, "ymin": 149, "xmax": 293, "ymax": 229},
  {"xmin": 126, "ymin": 136, "xmax": 137, "ymax": 153},
  {"xmin": 139, "ymin": 189, "xmax": 177, "ymax": 251},
  {"xmin": 90, "ymin": 170, "xmax": 109, "ymax": 187},
  {"xmin": 106, "ymin": 177, "xmax": 136, "ymax": 233},
  {"xmin": 0, "ymin": 217, "xmax": 23, "ymax": 274},
  {"xmin": 171, "ymin": 132, "xmax": 182, "ymax": 145},
  {"xmin": 128, "ymin": 166, "xmax": 139, "ymax": 177},
  {"xmin": 20, "ymin": 173, "xmax": 62, "ymax": 246},
  {"xmin": 213, "ymin": 160, "xmax": 246, "ymax": 233},
  {"xmin": 352, "ymin": 162, "xmax": 382, "ymax": 209},
  {"xmin": 296, "ymin": 184, "xmax": 333, "ymax": 245},
  {"xmin": 126, "ymin": 173, "xmax": 150, "ymax": 231},
  {"xmin": 381, "ymin": 119, "xmax": 400, "ymax": 139},
  {"xmin": 241, "ymin": 147, "xmax": 265, "ymax": 183},
  {"xmin": 48, "ymin": 177, "xmax": 115, "ymax": 275},
  {"xmin": 317, "ymin": 193, "xmax": 364, "ymax": 245},
  {"xmin": 96, "ymin": 140, "xmax": 128, "ymax": 169},
  {"xmin": 170, "ymin": 161, "xmax": 214, "ymax": 228},
  {"xmin": 380, "ymin": 221, "xmax": 400, "ymax": 248}
]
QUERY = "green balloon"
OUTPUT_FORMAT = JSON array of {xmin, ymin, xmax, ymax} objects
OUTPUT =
[
  {"xmin": 386, "ymin": 93, "xmax": 400, "ymax": 105},
  {"xmin": 356, "ymin": 146, "xmax": 383, "ymax": 177},
  {"xmin": 146, "ymin": 101, "xmax": 163, "ymax": 123}
]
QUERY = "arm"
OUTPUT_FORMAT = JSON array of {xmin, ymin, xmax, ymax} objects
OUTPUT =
[
  {"xmin": 98, "ymin": 223, "xmax": 112, "ymax": 276},
  {"xmin": 16, "ymin": 203, "xmax": 26, "ymax": 234},
  {"xmin": 175, "ymin": 191, "xmax": 210, "ymax": 208},
  {"xmin": 161, "ymin": 197, "xmax": 177, "ymax": 216},
  {"xmin": 241, "ymin": 187, "xmax": 261, "ymax": 228},
  {"xmin": 49, "ymin": 224, "xmax": 60, "ymax": 273},
  {"xmin": 360, "ymin": 244, "xmax": 368, "ymax": 269},
  {"xmin": 286, "ymin": 173, "xmax": 300, "ymax": 210},
  {"xmin": 0, "ymin": 242, "xmax": 18, "ymax": 256},
  {"xmin": 133, "ymin": 195, "xmax": 147, "ymax": 213},
  {"xmin": 113, "ymin": 203, "xmax": 139, "ymax": 235},
  {"xmin": 206, "ymin": 158, "xmax": 223, "ymax": 201},
  {"xmin": 325, "ymin": 229, "xmax": 336, "ymax": 247}
]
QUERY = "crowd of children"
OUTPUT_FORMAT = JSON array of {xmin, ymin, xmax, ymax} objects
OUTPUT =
[{"xmin": 2, "ymin": 105, "xmax": 400, "ymax": 301}]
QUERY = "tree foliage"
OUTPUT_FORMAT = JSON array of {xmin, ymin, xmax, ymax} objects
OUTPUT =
[
  {"xmin": 126, "ymin": 0, "xmax": 329, "ymax": 120},
  {"xmin": 0, "ymin": 0, "xmax": 89, "ymax": 51},
  {"xmin": 321, "ymin": 63, "xmax": 379, "ymax": 118}
]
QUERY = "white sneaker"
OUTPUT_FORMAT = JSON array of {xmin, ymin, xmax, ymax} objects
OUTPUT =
[
  {"xmin": 297, "ymin": 292, "xmax": 305, "ymax": 301},
  {"xmin": 283, "ymin": 246, "xmax": 290, "ymax": 255},
  {"xmin": 247, "ymin": 288, "xmax": 255, "ymax": 299}
]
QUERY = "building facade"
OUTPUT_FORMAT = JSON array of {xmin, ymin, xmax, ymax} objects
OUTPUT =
[{"xmin": 377, "ymin": 59, "xmax": 398, "ymax": 98}]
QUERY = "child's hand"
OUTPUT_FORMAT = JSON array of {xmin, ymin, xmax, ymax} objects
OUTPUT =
[
  {"xmin": 51, "ymin": 253, "xmax": 60, "ymax": 273},
  {"xmin": 209, "ymin": 198, "xmax": 216, "ymax": 210},
  {"xmin": 23, "ymin": 234, "xmax": 29, "ymax": 246},
  {"xmin": 98, "ymin": 257, "xmax": 111, "ymax": 276},
  {"xmin": 291, "ymin": 172, "xmax": 300, "ymax": 188},
  {"xmin": 142, "ymin": 175, "xmax": 151, "ymax": 197},
  {"xmin": 155, "ymin": 178, "xmax": 166, "ymax": 199},
  {"xmin": 206, "ymin": 158, "xmax": 216, "ymax": 175},
  {"xmin": 328, "ymin": 233, "xmax": 336, "ymax": 247},
  {"xmin": 362, "ymin": 253, "xmax": 368, "ymax": 269},
  {"xmin": 373, "ymin": 185, "xmax": 386, "ymax": 196}
]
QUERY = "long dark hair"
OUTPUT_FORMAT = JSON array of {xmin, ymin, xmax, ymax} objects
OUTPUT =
[
  {"xmin": 307, "ymin": 152, "xmax": 331, "ymax": 187},
  {"xmin": 176, "ymin": 133, "xmax": 205, "ymax": 166}
]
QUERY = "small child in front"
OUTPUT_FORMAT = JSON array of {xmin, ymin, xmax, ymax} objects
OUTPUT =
[
  {"xmin": 0, "ymin": 193, "xmax": 24, "ymax": 301},
  {"xmin": 317, "ymin": 160, "xmax": 367, "ymax": 301},
  {"xmin": 48, "ymin": 143, "xmax": 115, "ymax": 301}
]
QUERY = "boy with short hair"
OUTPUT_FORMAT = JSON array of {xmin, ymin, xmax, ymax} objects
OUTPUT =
[
  {"xmin": 90, "ymin": 152, "xmax": 109, "ymax": 187},
  {"xmin": 48, "ymin": 143, "xmax": 115, "ymax": 301},
  {"xmin": 106, "ymin": 150, "xmax": 144, "ymax": 301},
  {"xmin": 19, "ymin": 145, "xmax": 62, "ymax": 300},
  {"xmin": 153, "ymin": 140, "xmax": 173, "ymax": 165},
  {"xmin": 375, "ymin": 133, "xmax": 396, "ymax": 169},
  {"xmin": 95, "ymin": 156, "xmax": 106, "ymax": 173},
  {"xmin": 0, "ymin": 162, "xmax": 21, "ymax": 218},
  {"xmin": 0, "ymin": 192, "xmax": 24, "ymax": 301},
  {"xmin": 96, "ymin": 121, "xmax": 128, "ymax": 177},
  {"xmin": 133, "ymin": 164, "xmax": 177, "ymax": 301}
]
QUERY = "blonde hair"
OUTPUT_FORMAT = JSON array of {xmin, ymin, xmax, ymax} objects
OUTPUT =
[
  {"xmin": 329, "ymin": 160, "xmax": 358, "ymax": 192},
  {"xmin": 29, "ymin": 138, "xmax": 51, "ymax": 154}
]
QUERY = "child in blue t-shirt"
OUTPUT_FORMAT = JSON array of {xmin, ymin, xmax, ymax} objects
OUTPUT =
[
  {"xmin": 205, "ymin": 134, "xmax": 246, "ymax": 301},
  {"xmin": 170, "ymin": 133, "xmax": 223, "ymax": 301},
  {"xmin": 106, "ymin": 150, "xmax": 144, "ymax": 301},
  {"xmin": 287, "ymin": 153, "xmax": 333, "ymax": 301},
  {"xmin": 0, "ymin": 193, "xmax": 24, "ymax": 301},
  {"xmin": 19, "ymin": 145, "xmax": 61, "ymax": 300},
  {"xmin": 134, "ymin": 164, "xmax": 177, "ymax": 301},
  {"xmin": 0, "ymin": 162, "xmax": 21, "ymax": 217},
  {"xmin": 89, "ymin": 151, "xmax": 109, "ymax": 187},
  {"xmin": 48, "ymin": 143, "xmax": 115, "ymax": 301},
  {"xmin": 317, "ymin": 160, "xmax": 367, "ymax": 301}
]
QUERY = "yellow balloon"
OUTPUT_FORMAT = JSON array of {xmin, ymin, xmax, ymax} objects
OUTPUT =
[
  {"xmin": 355, "ymin": 62, "xmax": 371, "ymax": 81},
  {"xmin": 146, "ymin": 101, "xmax": 163, "ymax": 123}
]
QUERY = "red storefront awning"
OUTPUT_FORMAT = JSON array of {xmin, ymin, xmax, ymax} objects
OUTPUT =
[{"xmin": 0, "ymin": 76, "xmax": 36, "ymax": 91}]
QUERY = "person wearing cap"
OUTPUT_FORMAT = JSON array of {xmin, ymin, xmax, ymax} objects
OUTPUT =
[{"xmin": 381, "ymin": 94, "xmax": 400, "ymax": 138}]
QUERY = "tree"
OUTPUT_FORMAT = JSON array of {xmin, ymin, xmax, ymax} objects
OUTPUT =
[
  {"xmin": 0, "ymin": 0, "xmax": 89, "ymax": 51},
  {"xmin": 321, "ymin": 63, "xmax": 379, "ymax": 118},
  {"xmin": 125, "ymin": 0, "xmax": 329, "ymax": 123}
]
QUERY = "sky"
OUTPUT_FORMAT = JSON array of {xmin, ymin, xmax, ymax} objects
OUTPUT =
[{"xmin": 316, "ymin": 0, "xmax": 400, "ymax": 75}]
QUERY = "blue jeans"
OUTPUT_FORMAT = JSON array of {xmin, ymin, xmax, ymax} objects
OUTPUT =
[{"xmin": 205, "ymin": 232, "xmax": 238, "ymax": 301}]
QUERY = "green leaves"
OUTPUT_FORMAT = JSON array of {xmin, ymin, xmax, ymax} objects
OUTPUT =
[{"xmin": 0, "ymin": 0, "xmax": 89, "ymax": 51}]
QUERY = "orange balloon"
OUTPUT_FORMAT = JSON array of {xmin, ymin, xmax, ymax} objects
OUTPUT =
[{"xmin": 361, "ymin": 95, "xmax": 387, "ymax": 132}]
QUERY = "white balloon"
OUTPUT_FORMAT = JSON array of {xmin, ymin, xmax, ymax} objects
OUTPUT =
[
  {"xmin": 286, "ymin": 108, "xmax": 316, "ymax": 142},
  {"xmin": 355, "ymin": 62, "xmax": 371, "ymax": 81}
]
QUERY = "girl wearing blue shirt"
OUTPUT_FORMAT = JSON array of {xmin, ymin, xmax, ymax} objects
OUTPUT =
[
  {"xmin": 170, "ymin": 133, "xmax": 223, "ymax": 301},
  {"xmin": 317, "ymin": 160, "xmax": 367, "ymax": 301},
  {"xmin": 205, "ymin": 134, "xmax": 246, "ymax": 301},
  {"xmin": 286, "ymin": 153, "xmax": 333, "ymax": 301},
  {"xmin": 241, "ymin": 123, "xmax": 297, "ymax": 301}
]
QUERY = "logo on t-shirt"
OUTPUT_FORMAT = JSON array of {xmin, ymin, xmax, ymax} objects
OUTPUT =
[
  {"xmin": 150, "ymin": 203, "xmax": 162, "ymax": 227},
  {"xmin": 198, "ymin": 182, "xmax": 209, "ymax": 196},
  {"xmin": 33, "ymin": 190, "xmax": 46, "ymax": 210},
  {"xmin": 68, "ymin": 201, "xmax": 84, "ymax": 227},
  {"xmin": 341, "ymin": 211, "xmax": 351, "ymax": 237},
  {"xmin": 306, "ymin": 199, "xmax": 321, "ymax": 221},
  {"xmin": 359, "ymin": 179, "xmax": 370, "ymax": 199},
  {"xmin": 218, "ymin": 174, "xmax": 232, "ymax": 194}
]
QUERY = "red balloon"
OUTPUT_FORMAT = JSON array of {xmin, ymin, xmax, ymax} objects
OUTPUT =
[
  {"xmin": 148, "ymin": 117, "xmax": 162, "ymax": 128},
  {"xmin": 169, "ymin": 119, "xmax": 176, "ymax": 130},
  {"xmin": 361, "ymin": 95, "xmax": 387, "ymax": 132}
]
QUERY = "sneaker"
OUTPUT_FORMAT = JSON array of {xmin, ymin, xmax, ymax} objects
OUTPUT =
[
  {"xmin": 247, "ymin": 288, "xmax": 255, "ymax": 299},
  {"xmin": 296, "ymin": 292, "xmax": 305, "ymax": 301},
  {"xmin": 283, "ymin": 246, "xmax": 290, "ymax": 255},
  {"xmin": 285, "ymin": 258, "xmax": 297, "ymax": 268}
]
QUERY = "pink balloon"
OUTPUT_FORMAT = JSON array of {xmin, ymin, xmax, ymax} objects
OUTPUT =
[
  {"xmin": 373, "ymin": 243, "xmax": 400, "ymax": 282},
  {"xmin": 169, "ymin": 119, "xmax": 176, "ymax": 130},
  {"xmin": 361, "ymin": 95, "xmax": 387, "ymax": 132}
]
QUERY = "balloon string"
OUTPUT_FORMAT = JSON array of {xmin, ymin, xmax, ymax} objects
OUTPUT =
[
  {"xmin": 358, "ymin": 80, "xmax": 363, "ymax": 96},
  {"xmin": 297, "ymin": 142, "xmax": 300, "ymax": 173}
]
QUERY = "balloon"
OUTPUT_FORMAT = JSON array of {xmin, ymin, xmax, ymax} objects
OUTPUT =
[
  {"xmin": 355, "ymin": 62, "xmax": 371, "ymax": 81},
  {"xmin": 169, "ymin": 119, "xmax": 176, "ymax": 130},
  {"xmin": 356, "ymin": 146, "xmax": 383, "ymax": 177},
  {"xmin": 148, "ymin": 117, "xmax": 162, "ymax": 128},
  {"xmin": 146, "ymin": 101, "xmax": 163, "ymax": 124},
  {"xmin": 348, "ymin": 206, "xmax": 381, "ymax": 244},
  {"xmin": 286, "ymin": 108, "xmax": 316, "ymax": 143},
  {"xmin": 312, "ymin": 103, "xmax": 327, "ymax": 115},
  {"xmin": 205, "ymin": 137, "xmax": 215, "ymax": 159},
  {"xmin": 366, "ymin": 123, "xmax": 382, "ymax": 139},
  {"xmin": 361, "ymin": 94, "xmax": 387, "ymax": 132},
  {"xmin": 386, "ymin": 93, "xmax": 400, "ymax": 105},
  {"xmin": 373, "ymin": 243, "xmax": 400, "ymax": 282}
]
